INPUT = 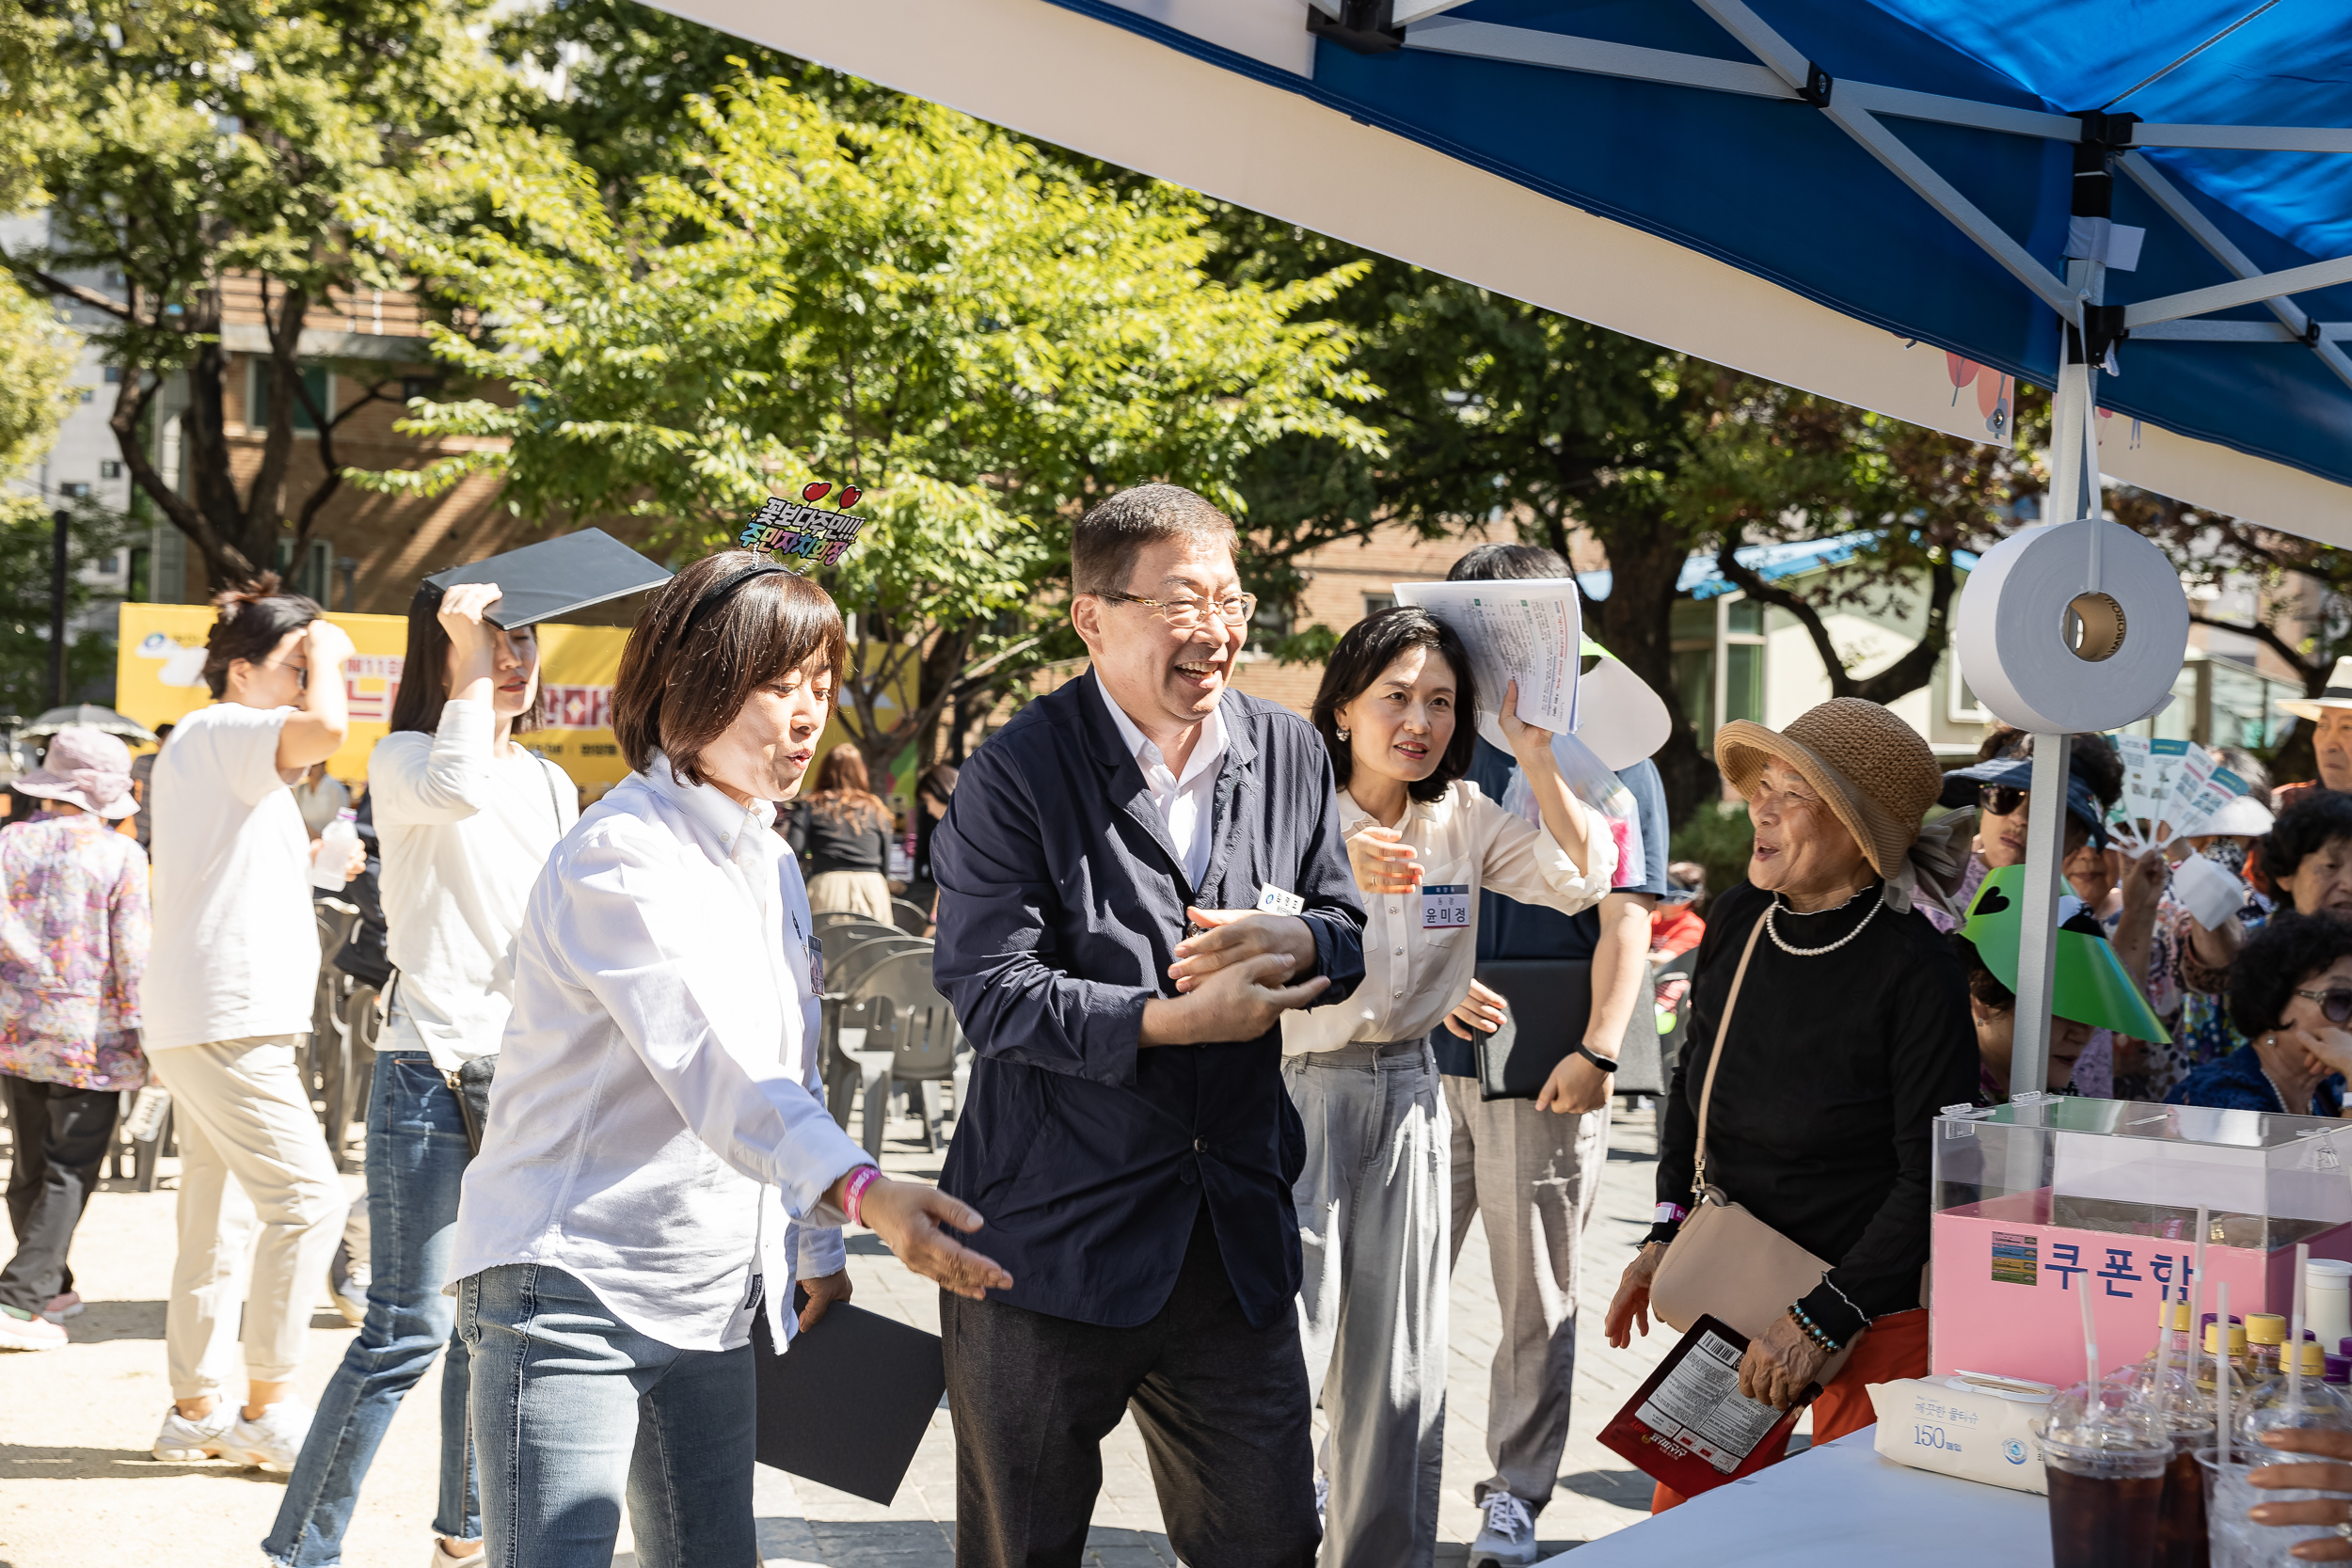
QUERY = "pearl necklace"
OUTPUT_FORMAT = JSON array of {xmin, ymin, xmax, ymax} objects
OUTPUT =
[
  {"xmin": 2257, "ymin": 1043, "xmax": 2312, "ymax": 1117},
  {"xmin": 1764, "ymin": 888, "xmax": 1882, "ymax": 957}
]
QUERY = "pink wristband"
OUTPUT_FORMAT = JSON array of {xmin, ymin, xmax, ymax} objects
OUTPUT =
[{"xmin": 842, "ymin": 1165, "xmax": 882, "ymax": 1228}]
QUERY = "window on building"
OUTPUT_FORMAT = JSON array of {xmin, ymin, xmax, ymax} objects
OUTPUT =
[
  {"xmin": 1362, "ymin": 592, "xmax": 1395, "ymax": 617},
  {"xmin": 401, "ymin": 375, "xmax": 437, "ymax": 401},
  {"xmin": 103, "ymin": 366, "xmax": 122, "ymax": 383},
  {"xmin": 1248, "ymin": 596, "xmax": 1292, "ymax": 655},
  {"xmin": 100, "ymin": 460, "xmax": 122, "ymax": 480},
  {"xmin": 78, "ymin": 388, "xmax": 94, "ymax": 403},
  {"xmin": 274, "ymin": 537, "xmax": 333, "ymax": 603},
  {"xmin": 57, "ymin": 482, "xmax": 90, "ymax": 499},
  {"xmin": 248, "ymin": 362, "xmax": 334, "ymax": 432}
]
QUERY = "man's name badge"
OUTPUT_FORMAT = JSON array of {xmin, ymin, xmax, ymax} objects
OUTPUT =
[
  {"xmin": 1422, "ymin": 884, "xmax": 1470, "ymax": 929},
  {"xmin": 1255, "ymin": 885, "xmax": 1305, "ymax": 917}
]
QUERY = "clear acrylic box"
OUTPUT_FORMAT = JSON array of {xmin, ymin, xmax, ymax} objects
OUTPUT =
[{"xmin": 1930, "ymin": 1097, "xmax": 2352, "ymax": 1387}]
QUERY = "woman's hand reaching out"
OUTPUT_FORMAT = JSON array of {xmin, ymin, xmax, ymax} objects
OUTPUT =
[
  {"xmin": 1605, "ymin": 1242, "xmax": 1667, "ymax": 1350},
  {"xmin": 1346, "ymin": 823, "xmax": 1422, "ymax": 896},
  {"xmin": 847, "ymin": 1176, "xmax": 1014, "ymax": 1301}
]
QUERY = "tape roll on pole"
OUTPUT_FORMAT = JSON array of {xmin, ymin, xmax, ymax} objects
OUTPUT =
[{"xmin": 1956, "ymin": 520, "xmax": 2189, "ymax": 733}]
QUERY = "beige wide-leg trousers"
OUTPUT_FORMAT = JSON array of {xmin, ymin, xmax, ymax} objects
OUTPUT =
[{"xmin": 154, "ymin": 1035, "xmax": 344, "ymax": 1399}]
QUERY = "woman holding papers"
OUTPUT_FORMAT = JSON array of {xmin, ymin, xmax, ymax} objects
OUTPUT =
[
  {"xmin": 443, "ymin": 551, "xmax": 1009, "ymax": 1568},
  {"xmin": 266, "ymin": 571, "xmax": 576, "ymax": 1568},
  {"xmin": 1275, "ymin": 606, "xmax": 1613, "ymax": 1568}
]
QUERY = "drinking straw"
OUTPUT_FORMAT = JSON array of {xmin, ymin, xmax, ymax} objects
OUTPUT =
[
  {"xmin": 2153, "ymin": 1286, "xmax": 2172, "ymax": 1405},
  {"xmin": 2082, "ymin": 1273, "xmax": 2101, "ymax": 1402},
  {"xmin": 2195, "ymin": 1205, "xmax": 2208, "ymax": 1319},
  {"xmin": 2218, "ymin": 1279, "xmax": 2233, "ymax": 1465},
  {"xmin": 2292, "ymin": 1242, "xmax": 2311, "ymax": 1409}
]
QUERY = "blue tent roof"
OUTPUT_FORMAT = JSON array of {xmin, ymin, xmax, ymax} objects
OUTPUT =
[
  {"xmin": 1574, "ymin": 531, "xmax": 1979, "ymax": 600},
  {"xmin": 1074, "ymin": 0, "xmax": 2352, "ymax": 498},
  {"xmin": 678, "ymin": 1, "xmax": 2352, "ymax": 540}
]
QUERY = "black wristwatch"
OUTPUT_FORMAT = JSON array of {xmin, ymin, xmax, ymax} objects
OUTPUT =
[{"xmin": 1571, "ymin": 1043, "xmax": 1619, "ymax": 1074}]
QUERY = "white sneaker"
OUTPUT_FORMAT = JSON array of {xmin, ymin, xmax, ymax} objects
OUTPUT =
[
  {"xmin": 1470, "ymin": 1491, "xmax": 1540, "ymax": 1568},
  {"xmin": 328, "ymin": 1242, "xmax": 369, "ymax": 1327},
  {"xmin": 428, "ymin": 1540, "xmax": 486, "ymax": 1568},
  {"xmin": 151, "ymin": 1403, "xmax": 236, "ymax": 1462},
  {"xmin": 0, "ymin": 1305, "xmax": 66, "ymax": 1351},
  {"xmin": 229, "ymin": 1402, "xmax": 313, "ymax": 1469}
]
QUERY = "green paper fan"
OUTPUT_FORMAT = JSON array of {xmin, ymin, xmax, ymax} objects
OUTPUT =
[{"xmin": 1962, "ymin": 864, "xmax": 2170, "ymax": 1043}]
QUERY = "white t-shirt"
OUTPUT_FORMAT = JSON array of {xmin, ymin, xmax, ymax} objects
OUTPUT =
[
  {"xmin": 370, "ymin": 700, "xmax": 579, "ymax": 1070},
  {"xmin": 143, "ymin": 703, "xmax": 319, "ymax": 1052}
]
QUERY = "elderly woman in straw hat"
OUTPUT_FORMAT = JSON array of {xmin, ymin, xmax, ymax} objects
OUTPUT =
[{"xmin": 1601, "ymin": 699, "xmax": 1978, "ymax": 1511}]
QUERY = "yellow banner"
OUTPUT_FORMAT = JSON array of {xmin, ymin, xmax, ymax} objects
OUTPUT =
[{"xmin": 116, "ymin": 603, "xmax": 637, "ymax": 789}]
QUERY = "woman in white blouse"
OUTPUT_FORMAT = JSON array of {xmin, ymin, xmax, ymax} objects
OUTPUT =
[
  {"xmin": 445, "ymin": 553, "xmax": 1010, "ymax": 1568},
  {"xmin": 1281, "ymin": 607, "xmax": 1613, "ymax": 1568},
  {"xmin": 268, "ymin": 580, "xmax": 574, "ymax": 1568}
]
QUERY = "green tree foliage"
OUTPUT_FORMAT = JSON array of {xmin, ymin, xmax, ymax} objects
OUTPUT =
[
  {"xmin": 1, "ymin": 0, "xmax": 508, "ymax": 589},
  {"xmin": 1222, "ymin": 218, "xmax": 2038, "ymax": 816},
  {"xmin": 346, "ymin": 80, "xmax": 1383, "ymax": 778}
]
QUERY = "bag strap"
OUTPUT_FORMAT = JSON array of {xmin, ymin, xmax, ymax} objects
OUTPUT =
[{"xmin": 1691, "ymin": 912, "xmax": 1768, "ymax": 1204}]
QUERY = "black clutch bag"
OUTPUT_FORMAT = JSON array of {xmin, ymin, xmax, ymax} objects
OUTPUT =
[{"xmin": 1471, "ymin": 958, "xmax": 1659, "ymax": 1101}]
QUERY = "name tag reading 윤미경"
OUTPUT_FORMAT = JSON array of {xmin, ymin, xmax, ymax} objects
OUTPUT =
[
  {"xmin": 1422, "ymin": 884, "xmax": 1470, "ymax": 930},
  {"xmin": 1255, "ymin": 884, "xmax": 1306, "ymax": 917}
]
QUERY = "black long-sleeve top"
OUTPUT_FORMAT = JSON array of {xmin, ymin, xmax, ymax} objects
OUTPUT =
[
  {"xmin": 786, "ymin": 800, "xmax": 891, "ymax": 878},
  {"xmin": 1648, "ymin": 880, "xmax": 1977, "ymax": 1345}
]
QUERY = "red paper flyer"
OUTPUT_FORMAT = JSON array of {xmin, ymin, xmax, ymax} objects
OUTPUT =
[{"xmin": 1597, "ymin": 1314, "xmax": 1819, "ymax": 1497}]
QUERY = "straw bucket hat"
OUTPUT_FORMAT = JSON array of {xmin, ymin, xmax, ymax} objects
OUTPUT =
[{"xmin": 1716, "ymin": 698, "xmax": 1963, "ymax": 913}]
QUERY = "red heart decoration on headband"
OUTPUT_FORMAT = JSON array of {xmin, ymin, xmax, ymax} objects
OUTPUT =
[
  {"xmin": 802, "ymin": 482, "xmax": 833, "ymax": 503},
  {"xmin": 836, "ymin": 486, "xmax": 862, "ymax": 510}
]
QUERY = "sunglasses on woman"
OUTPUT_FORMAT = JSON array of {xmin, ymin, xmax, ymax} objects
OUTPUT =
[
  {"xmin": 1979, "ymin": 784, "xmax": 2026, "ymax": 816},
  {"xmin": 2294, "ymin": 987, "xmax": 2352, "ymax": 1026}
]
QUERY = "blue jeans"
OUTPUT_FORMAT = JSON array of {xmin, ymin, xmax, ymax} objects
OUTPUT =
[
  {"xmin": 264, "ymin": 1053, "xmax": 479, "ymax": 1565},
  {"xmin": 457, "ymin": 1263, "xmax": 757, "ymax": 1568}
]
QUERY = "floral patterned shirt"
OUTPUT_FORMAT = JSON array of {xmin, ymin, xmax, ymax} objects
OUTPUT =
[{"xmin": 0, "ymin": 814, "xmax": 151, "ymax": 1090}]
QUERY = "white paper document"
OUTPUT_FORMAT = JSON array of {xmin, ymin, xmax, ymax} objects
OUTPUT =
[{"xmin": 1391, "ymin": 578, "xmax": 1581, "ymax": 750}]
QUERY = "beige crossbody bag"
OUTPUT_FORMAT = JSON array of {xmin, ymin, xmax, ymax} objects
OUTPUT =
[{"xmin": 1648, "ymin": 917, "xmax": 1863, "ymax": 1383}]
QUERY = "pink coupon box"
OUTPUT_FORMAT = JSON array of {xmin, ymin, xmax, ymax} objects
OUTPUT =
[{"xmin": 1931, "ymin": 1186, "xmax": 2352, "ymax": 1388}]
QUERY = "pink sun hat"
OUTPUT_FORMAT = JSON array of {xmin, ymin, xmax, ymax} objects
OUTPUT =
[{"xmin": 13, "ymin": 724, "xmax": 138, "ymax": 818}]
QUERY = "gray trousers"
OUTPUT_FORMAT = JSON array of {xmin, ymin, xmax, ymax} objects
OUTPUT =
[
  {"xmin": 1286, "ymin": 1041, "xmax": 1447, "ymax": 1568},
  {"xmin": 1443, "ymin": 1074, "xmax": 1610, "ymax": 1513}
]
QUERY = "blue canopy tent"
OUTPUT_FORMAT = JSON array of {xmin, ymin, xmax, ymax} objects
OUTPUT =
[{"xmin": 660, "ymin": 0, "xmax": 2352, "ymax": 1093}]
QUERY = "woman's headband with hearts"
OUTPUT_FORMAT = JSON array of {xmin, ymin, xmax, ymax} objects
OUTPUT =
[{"xmin": 737, "ymin": 482, "xmax": 867, "ymax": 570}]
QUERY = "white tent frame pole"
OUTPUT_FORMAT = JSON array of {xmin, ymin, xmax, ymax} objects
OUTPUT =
[
  {"xmin": 2118, "ymin": 151, "xmax": 2352, "ymax": 393},
  {"xmin": 2125, "ymin": 255, "xmax": 2352, "ymax": 330},
  {"xmin": 2012, "ymin": 736, "xmax": 2074, "ymax": 1100}
]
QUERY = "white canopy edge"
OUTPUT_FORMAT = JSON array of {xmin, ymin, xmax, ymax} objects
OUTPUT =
[{"xmin": 651, "ymin": 0, "xmax": 2352, "ymax": 546}]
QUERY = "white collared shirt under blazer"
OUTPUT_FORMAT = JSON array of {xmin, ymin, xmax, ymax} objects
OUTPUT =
[
  {"xmin": 448, "ymin": 756, "xmax": 873, "ymax": 1354},
  {"xmin": 1280, "ymin": 779, "xmax": 1615, "ymax": 1054}
]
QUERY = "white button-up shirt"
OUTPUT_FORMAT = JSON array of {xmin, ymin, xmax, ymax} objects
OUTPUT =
[
  {"xmin": 1093, "ymin": 672, "xmax": 1229, "ymax": 888},
  {"xmin": 1280, "ymin": 779, "xmax": 1615, "ymax": 1053},
  {"xmin": 448, "ymin": 757, "xmax": 873, "ymax": 1353}
]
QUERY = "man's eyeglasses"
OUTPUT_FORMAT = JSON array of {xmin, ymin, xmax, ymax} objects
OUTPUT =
[
  {"xmin": 2294, "ymin": 987, "xmax": 2352, "ymax": 1026},
  {"xmin": 1979, "ymin": 784, "xmax": 2026, "ymax": 816},
  {"xmin": 1097, "ymin": 590, "xmax": 1258, "ymax": 632}
]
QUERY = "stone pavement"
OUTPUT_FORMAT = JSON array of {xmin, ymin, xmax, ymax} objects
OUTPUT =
[{"xmin": 0, "ymin": 1099, "xmax": 1677, "ymax": 1568}]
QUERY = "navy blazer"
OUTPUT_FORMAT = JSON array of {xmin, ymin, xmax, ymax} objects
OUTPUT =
[{"xmin": 932, "ymin": 671, "xmax": 1367, "ymax": 1329}]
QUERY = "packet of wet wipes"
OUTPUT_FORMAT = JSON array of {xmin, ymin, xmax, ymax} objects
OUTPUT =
[{"xmin": 1867, "ymin": 1376, "xmax": 2051, "ymax": 1495}]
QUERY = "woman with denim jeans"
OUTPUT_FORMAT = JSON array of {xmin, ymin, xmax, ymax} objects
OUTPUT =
[
  {"xmin": 444, "ymin": 554, "xmax": 1010, "ymax": 1568},
  {"xmin": 265, "ymin": 579, "xmax": 576, "ymax": 1568}
]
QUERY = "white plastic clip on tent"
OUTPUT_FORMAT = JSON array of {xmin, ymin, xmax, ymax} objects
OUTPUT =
[{"xmin": 657, "ymin": 0, "xmax": 2352, "ymax": 1095}]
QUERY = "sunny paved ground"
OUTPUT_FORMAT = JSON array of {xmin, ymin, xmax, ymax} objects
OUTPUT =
[{"xmin": 0, "ymin": 1094, "xmax": 1678, "ymax": 1567}]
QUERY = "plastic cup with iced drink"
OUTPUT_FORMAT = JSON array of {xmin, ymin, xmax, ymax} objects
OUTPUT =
[{"xmin": 2042, "ymin": 1408, "xmax": 2171, "ymax": 1568}]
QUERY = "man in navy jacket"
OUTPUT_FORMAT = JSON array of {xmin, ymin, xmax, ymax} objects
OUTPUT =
[{"xmin": 933, "ymin": 483, "xmax": 1366, "ymax": 1568}]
